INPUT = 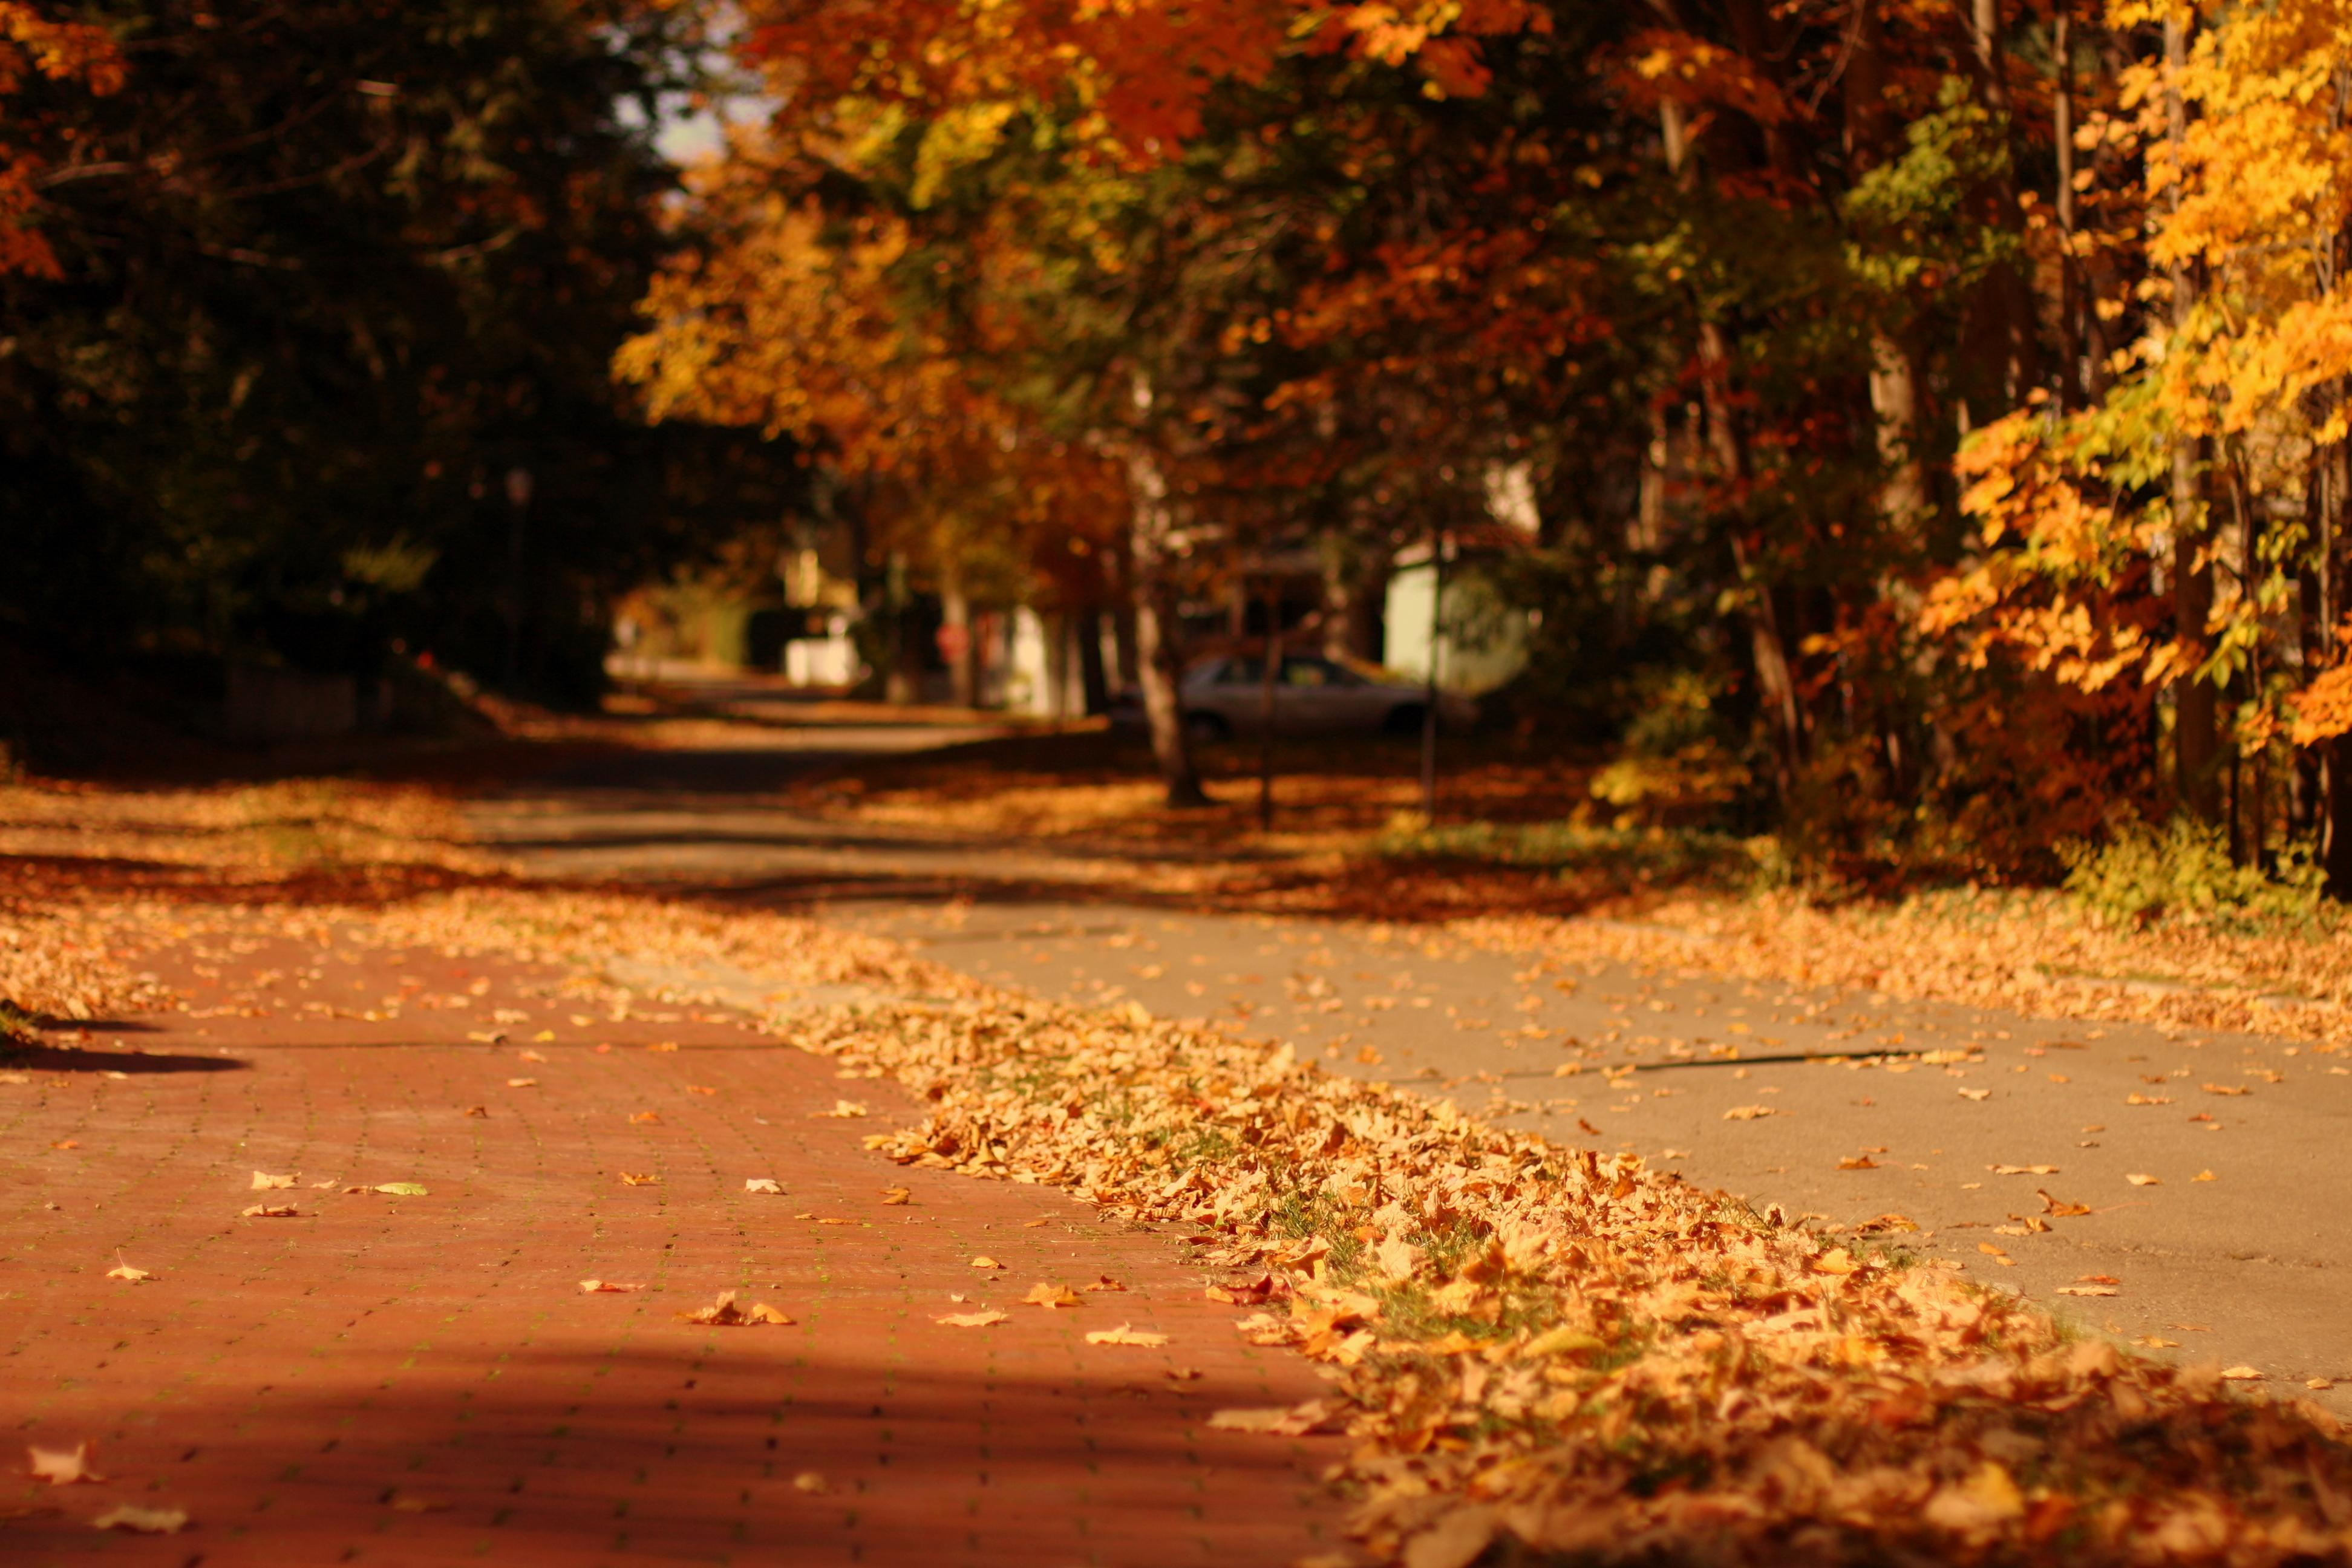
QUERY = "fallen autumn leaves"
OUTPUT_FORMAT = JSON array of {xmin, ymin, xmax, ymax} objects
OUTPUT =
[
  {"xmin": 801, "ymin": 993, "xmax": 2352, "ymax": 1567},
  {"xmin": 10, "ymin": 835, "xmax": 2351, "ymax": 1564}
]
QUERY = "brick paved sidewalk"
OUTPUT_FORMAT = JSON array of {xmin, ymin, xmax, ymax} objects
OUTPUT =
[{"xmin": 2, "ymin": 924, "xmax": 1350, "ymax": 1566}]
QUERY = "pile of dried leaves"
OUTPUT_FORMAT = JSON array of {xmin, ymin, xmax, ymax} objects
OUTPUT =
[{"xmin": 795, "ymin": 993, "xmax": 2352, "ymax": 1567}]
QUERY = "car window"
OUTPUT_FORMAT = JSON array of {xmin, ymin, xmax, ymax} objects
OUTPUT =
[{"xmin": 1216, "ymin": 658, "xmax": 1264, "ymax": 685}]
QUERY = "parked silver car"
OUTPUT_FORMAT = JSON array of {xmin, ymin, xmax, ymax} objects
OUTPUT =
[{"xmin": 1169, "ymin": 653, "xmax": 1479, "ymax": 742}]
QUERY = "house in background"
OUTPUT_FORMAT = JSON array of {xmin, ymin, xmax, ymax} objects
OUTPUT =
[{"xmin": 1380, "ymin": 461, "xmax": 1539, "ymax": 696}]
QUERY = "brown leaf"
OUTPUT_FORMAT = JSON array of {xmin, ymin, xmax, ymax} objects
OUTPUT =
[
  {"xmin": 240, "ymin": 1203, "xmax": 298, "ymax": 1218},
  {"xmin": 577, "ymin": 1279, "xmax": 647, "ymax": 1293},
  {"xmin": 1990, "ymin": 1163, "xmax": 2059, "ymax": 1175},
  {"xmin": 105, "ymin": 1255, "xmax": 149, "ymax": 1282},
  {"xmin": 790, "ymin": 1471, "xmax": 830, "ymax": 1495},
  {"xmin": 969, "ymin": 1256, "xmax": 1002, "ymax": 1269},
  {"xmin": 880, "ymin": 1186, "xmax": 912, "ymax": 1204},
  {"xmin": 506, "ymin": 1077, "xmax": 537, "ymax": 1088},
  {"xmin": 687, "ymin": 1085, "xmax": 717, "ymax": 1095},
  {"xmin": 1722, "ymin": 1105, "xmax": 1779, "ymax": 1120},
  {"xmin": 2201, "ymin": 1083, "xmax": 2250, "ymax": 1096},
  {"xmin": 744, "ymin": 1177, "xmax": 783, "ymax": 1194},
  {"xmin": 1083, "ymin": 1274, "xmax": 1128, "ymax": 1292},
  {"xmin": 2221, "ymin": 1365, "xmax": 2266, "ymax": 1380},
  {"xmin": 629, "ymin": 1111, "xmax": 662, "ymax": 1125},
  {"xmin": 1204, "ymin": 1272, "xmax": 1286, "ymax": 1306},
  {"xmin": 2056, "ymin": 1284, "xmax": 2118, "ymax": 1297},
  {"xmin": 676, "ymin": 1291, "xmax": 792, "ymax": 1326},
  {"xmin": 1022, "ymin": 1282, "xmax": 1080, "ymax": 1308},
  {"xmin": 2037, "ymin": 1189, "xmax": 2092, "ymax": 1217},
  {"xmin": 2125, "ymin": 1172, "xmax": 2161, "ymax": 1186},
  {"xmin": 1835, "ymin": 1155, "xmax": 1879, "ymax": 1169},
  {"xmin": 814, "ymin": 1100, "xmax": 868, "ymax": 1119},
  {"xmin": 49, "ymin": 1138, "xmax": 77, "ymax": 1150},
  {"xmin": 2123, "ymin": 1093, "xmax": 2174, "ymax": 1106},
  {"xmin": 463, "ymin": 1105, "xmax": 488, "ymax": 1118},
  {"xmin": 250, "ymin": 1171, "xmax": 296, "ymax": 1190},
  {"xmin": 618, "ymin": 1171, "xmax": 659, "ymax": 1186}
]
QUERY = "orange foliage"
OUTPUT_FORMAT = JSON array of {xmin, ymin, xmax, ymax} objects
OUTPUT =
[
  {"xmin": 737, "ymin": 0, "xmax": 1543, "ymax": 160},
  {"xmin": 0, "ymin": 3, "xmax": 123, "ymax": 277}
]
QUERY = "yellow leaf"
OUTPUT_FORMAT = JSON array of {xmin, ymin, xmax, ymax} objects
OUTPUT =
[
  {"xmin": 92, "ymin": 1504, "xmax": 187, "ymax": 1534},
  {"xmin": 1022, "ymin": 1281, "xmax": 1080, "ymax": 1308},
  {"xmin": 1085, "ymin": 1322, "xmax": 1168, "ymax": 1347},
  {"xmin": 27, "ymin": 1442, "xmax": 101, "ymax": 1486},
  {"xmin": 936, "ymin": 1310, "xmax": 1008, "ymax": 1328}
]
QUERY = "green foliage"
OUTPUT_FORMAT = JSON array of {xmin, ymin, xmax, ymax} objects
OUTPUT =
[
  {"xmin": 2060, "ymin": 818, "xmax": 2327, "ymax": 933},
  {"xmin": 1373, "ymin": 816, "xmax": 1765, "ymax": 889}
]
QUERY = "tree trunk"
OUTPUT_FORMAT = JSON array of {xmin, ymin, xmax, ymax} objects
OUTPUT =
[
  {"xmin": 2321, "ymin": 437, "xmax": 2352, "ymax": 890},
  {"xmin": 1658, "ymin": 94, "xmax": 1805, "ymax": 794},
  {"xmin": 1701, "ymin": 315, "xmax": 1805, "ymax": 795},
  {"xmin": 941, "ymin": 577, "xmax": 975, "ymax": 708},
  {"xmin": 1964, "ymin": 0, "xmax": 2045, "ymax": 402},
  {"xmin": 1125, "ymin": 445, "xmax": 1210, "ymax": 807},
  {"xmin": 1077, "ymin": 606, "xmax": 1109, "ymax": 714},
  {"xmin": 2166, "ymin": 15, "xmax": 2220, "ymax": 823},
  {"xmin": 1844, "ymin": 0, "xmax": 1930, "ymax": 534},
  {"xmin": 2054, "ymin": 4, "xmax": 2082, "ymax": 409}
]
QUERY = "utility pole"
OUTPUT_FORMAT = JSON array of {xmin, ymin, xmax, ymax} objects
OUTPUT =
[
  {"xmin": 1420, "ymin": 526, "xmax": 1446, "ymax": 822},
  {"xmin": 1258, "ymin": 572, "xmax": 1282, "ymax": 831}
]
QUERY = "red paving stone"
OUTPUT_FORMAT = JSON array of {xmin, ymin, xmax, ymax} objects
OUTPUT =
[{"xmin": 2, "ymin": 924, "xmax": 1351, "ymax": 1566}]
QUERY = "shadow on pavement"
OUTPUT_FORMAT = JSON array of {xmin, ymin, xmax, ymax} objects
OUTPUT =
[
  {"xmin": 2, "ymin": 1040, "xmax": 244, "ymax": 1075},
  {"xmin": 2, "ymin": 1345, "xmax": 1341, "ymax": 1563}
]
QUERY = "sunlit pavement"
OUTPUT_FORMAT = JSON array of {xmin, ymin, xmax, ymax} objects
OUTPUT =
[{"xmin": 0, "ymin": 932, "xmax": 1346, "ymax": 1563}]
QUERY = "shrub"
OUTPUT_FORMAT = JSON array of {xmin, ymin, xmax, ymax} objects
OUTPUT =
[{"xmin": 2060, "ymin": 818, "xmax": 2325, "ymax": 932}]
